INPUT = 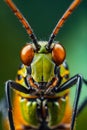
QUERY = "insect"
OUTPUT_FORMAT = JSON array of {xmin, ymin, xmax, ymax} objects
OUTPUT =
[{"xmin": 1, "ymin": 0, "xmax": 87, "ymax": 130}]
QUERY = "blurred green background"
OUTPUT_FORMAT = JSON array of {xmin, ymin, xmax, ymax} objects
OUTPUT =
[{"xmin": 0, "ymin": 0, "xmax": 87, "ymax": 129}]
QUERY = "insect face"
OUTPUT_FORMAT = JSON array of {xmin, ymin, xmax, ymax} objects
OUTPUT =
[
  {"xmin": 2, "ymin": 1, "xmax": 87, "ymax": 130},
  {"xmin": 20, "ymin": 41, "xmax": 66, "ymax": 84}
]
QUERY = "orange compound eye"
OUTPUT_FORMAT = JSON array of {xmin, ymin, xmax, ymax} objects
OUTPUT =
[
  {"xmin": 52, "ymin": 43, "xmax": 66, "ymax": 65},
  {"xmin": 20, "ymin": 44, "xmax": 34, "ymax": 66}
]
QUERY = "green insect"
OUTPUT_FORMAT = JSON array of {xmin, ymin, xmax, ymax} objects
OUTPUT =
[{"xmin": 1, "ymin": 0, "xmax": 87, "ymax": 130}]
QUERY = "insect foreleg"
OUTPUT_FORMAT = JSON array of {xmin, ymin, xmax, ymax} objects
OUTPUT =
[
  {"xmin": 5, "ymin": 80, "xmax": 34, "ymax": 130},
  {"xmin": 5, "ymin": 81, "xmax": 16, "ymax": 130},
  {"xmin": 76, "ymin": 78, "xmax": 87, "ymax": 116},
  {"xmin": 77, "ymin": 98, "xmax": 87, "ymax": 116},
  {"xmin": 5, "ymin": 80, "xmax": 30, "ymax": 94},
  {"xmin": 54, "ymin": 74, "xmax": 87, "ymax": 130}
]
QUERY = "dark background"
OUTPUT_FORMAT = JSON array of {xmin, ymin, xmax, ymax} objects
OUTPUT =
[{"xmin": 0, "ymin": 0, "xmax": 87, "ymax": 129}]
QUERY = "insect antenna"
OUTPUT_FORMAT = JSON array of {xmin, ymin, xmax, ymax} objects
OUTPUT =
[
  {"xmin": 46, "ymin": 0, "xmax": 82, "ymax": 50},
  {"xmin": 5, "ymin": 0, "xmax": 40, "ymax": 51}
]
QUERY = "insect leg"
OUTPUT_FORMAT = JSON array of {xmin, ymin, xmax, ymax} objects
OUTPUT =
[
  {"xmin": 76, "ymin": 78, "xmax": 87, "ymax": 115},
  {"xmin": 54, "ymin": 74, "xmax": 84, "ymax": 130},
  {"xmin": 5, "ymin": 81, "xmax": 15, "ymax": 130},
  {"xmin": 5, "ymin": 80, "xmax": 31, "ymax": 130},
  {"xmin": 77, "ymin": 98, "xmax": 87, "ymax": 116}
]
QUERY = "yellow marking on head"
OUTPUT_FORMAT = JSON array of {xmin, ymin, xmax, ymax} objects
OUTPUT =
[{"xmin": 17, "ymin": 66, "xmax": 27, "ymax": 78}]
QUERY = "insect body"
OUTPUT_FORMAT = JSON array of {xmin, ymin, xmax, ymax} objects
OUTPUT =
[
  {"xmin": 1, "ymin": 0, "xmax": 87, "ymax": 130},
  {"xmin": 6, "ymin": 42, "xmax": 71, "ymax": 130}
]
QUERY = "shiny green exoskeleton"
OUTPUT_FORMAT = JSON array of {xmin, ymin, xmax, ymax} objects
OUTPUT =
[
  {"xmin": 1, "ymin": 0, "xmax": 87, "ymax": 130},
  {"xmin": 31, "ymin": 42, "xmax": 55, "ymax": 82},
  {"xmin": 14, "ymin": 41, "xmax": 70, "ymax": 130}
]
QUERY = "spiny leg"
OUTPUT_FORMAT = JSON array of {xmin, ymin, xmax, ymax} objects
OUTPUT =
[
  {"xmin": 5, "ymin": 0, "xmax": 40, "ymax": 50},
  {"xmin": 47, "ymin": 0, "xmax": 82, "ymax": 49},
  {"xmin": 54, "ymin": 74, "xmax": 87, "ymax": 130}
]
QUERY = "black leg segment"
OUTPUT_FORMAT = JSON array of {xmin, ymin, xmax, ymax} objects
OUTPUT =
[
  {"xmin": 54, "ymin": 74, "xmax": 87, "ymax": 130},
  {"xmin": 5, "ymin": 80, "xmax": 30, "ymax": 130},
  {"xmin": 77, "ymin": 99, "xmax": 87, "ymax": 116}
]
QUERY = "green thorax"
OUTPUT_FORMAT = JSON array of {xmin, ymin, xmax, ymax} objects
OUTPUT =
[{"xmin": 31, "ymin": 41, "xmax": 55, "ymax": 82}]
